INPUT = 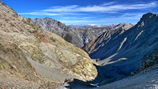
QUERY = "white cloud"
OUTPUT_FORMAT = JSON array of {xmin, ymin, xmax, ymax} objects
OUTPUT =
[
  {"xmin": 19, "ymin": 12, "xmax": 59, "ymax": 16},
  {"xmin": 18, "ymin": 2, "xmax": 158, "ymax": 25},
  {"xmin": 43, "ymin": 2, "xmax": 157, "ymax": 13},
  {"xmin": 43, "ymin": 5, "xmax": 78, "ymax": 12},
  {"xmin": 101, "ymin": 2, "xmax": 116, "ymax": 6},
  {"xmin": 19, "ymin": 2, "xmax": 157, "ymax": 16},
  {"xmin": 19, "ymin": 11, "xmax": 82, "ymax": 16}
]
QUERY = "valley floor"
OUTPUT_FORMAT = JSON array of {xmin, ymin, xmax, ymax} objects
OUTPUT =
[{"xmin": 59, "ymin": 64, "xmax": 158, "ymax": 89}]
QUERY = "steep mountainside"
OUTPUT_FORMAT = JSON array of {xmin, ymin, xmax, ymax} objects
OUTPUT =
[
  {"xmin": 1, "ymin": 1, "xmax": 158, "ymax": 88},
  {"xmin": 0, "ymin": 1, "xmax": 97, "ymax": 88},
  {"xmin": 32, "ymin": 18, "xmax": 81, "ymax": 47},
  {"xmin": 32, "ymin": 18, "xmax": 99, "ymax": 47},
  {"xmin": 83, "ymin": 12, "xmax": 158, "ymax": 85}
]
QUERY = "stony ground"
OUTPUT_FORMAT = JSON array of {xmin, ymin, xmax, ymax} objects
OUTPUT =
[{"xmin": 0, "ymin": 70, "xmax": 60, "ymax": 89}]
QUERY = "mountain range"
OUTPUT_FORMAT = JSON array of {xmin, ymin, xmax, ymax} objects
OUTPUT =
[
  {"xmin": 0, "ymin": 1, "xmax": 158, "ymax": 89},
  {"xmin": 32, "ymin": 18, "xmax": 133, "ymax": 47},
  {"xmin": 69, "ymin": 24, "xmax": 116, "ymax": 29}
]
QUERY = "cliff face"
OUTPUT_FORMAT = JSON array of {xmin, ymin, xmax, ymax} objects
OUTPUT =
[{"xmin": 0, "ymin": 1, "xmax": 97, "ymax": 88}]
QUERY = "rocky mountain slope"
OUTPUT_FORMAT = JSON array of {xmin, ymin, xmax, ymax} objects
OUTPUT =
[
  {"xmin": 32, "ymin": 18, "xmax": 99, "ymax": 47},
  {"xmin": 82, "ymin": 12, "xmax": 158, "ymax": 86},
  {"xmin": 1, "ymin": 1, "xmax": 158, "ymax": 89},
  {"xmin": 0, "ymin": 1, "xmax": 98, "ymax": 88},
  {"xmin": 32, "ymin": 18, "xmax": 82, "ymax": 47},
  {"xmin": 32, "ymin": 18, "xmax": 133, "ymax": 47},
  {"xmin": 73, "ymin": 23, "xmax": 134, "ymax": 45}
]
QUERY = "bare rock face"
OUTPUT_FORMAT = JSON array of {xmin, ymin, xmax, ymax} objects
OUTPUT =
[
  {"xmin": 0, "ymin": 1, "xmax": 97, "ymax": 88},
  {"xmin": 83, "ymin": 28, "xmax": 127, "ymax": 54},
  {"xmin": 32, "ymin": 18, "xmax": 85, "ymax": 47},
  {"xmin": 83, "ymin": 12, "xmax": 158, "ymax": 84}
]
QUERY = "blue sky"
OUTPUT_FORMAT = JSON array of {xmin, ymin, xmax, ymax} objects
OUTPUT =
[{"xmin": 2, "ymin": 0, "xmax": 158, "ymax": 25}]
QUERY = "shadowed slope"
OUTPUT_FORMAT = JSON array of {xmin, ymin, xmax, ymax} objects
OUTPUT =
[{"xmin": 83, "ymin": 12, "xmax": 158, "ymax": 86}]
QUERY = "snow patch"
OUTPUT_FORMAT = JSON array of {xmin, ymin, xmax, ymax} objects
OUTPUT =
[
  {"xmin": 135, "ymin": 30, "xmax": 144, "ymax": 40},
  {"xmin": 98, "ymin": 53, "xmax": 118, "ymax": 65},
  {"xmin": 117, "ymin": 37, "xmax": 127, "ymax": 51}
]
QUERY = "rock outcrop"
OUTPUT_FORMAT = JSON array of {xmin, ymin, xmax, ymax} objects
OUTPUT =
[
  {"xmin": 0, "ymin": 1, "xmax": 97, "ymax": 88},
  {"xmin": 141, "ymin": 45, "xmax": 158, "ymax": 70}
]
